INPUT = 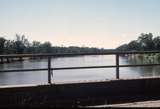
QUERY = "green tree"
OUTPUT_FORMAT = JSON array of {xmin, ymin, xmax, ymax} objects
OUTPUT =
[
  {"xmin": 0, "ymin": 37, "xmax": 6, "ymax": 54},
  {"xmin": 4, "ymin": 40, "xmax": 16, "ymax": 54},
  {"xmin": 40, "ymin": 42, "xmax": 52, "ymax": 53},
  {"xmin": 116, "ymin": 44, "xmax": 128, "ymax": 51},
  {"xmin": 14, "ymin": 34, "xmax": 29, "ymax": 54},
  {"xmin": 127, "ymin": 40, "xmax": 141, "ymax": 51},
  {"xmin": 30, "ymin": 41, "xmax": 41, "ymax": 53},
  {"xmin": 138, "ymin": 33, "xmax": 154, "ymax": 50},
  {"xmin": 153, "ymin": 36, "xmax": 160, "ymax": 50}
]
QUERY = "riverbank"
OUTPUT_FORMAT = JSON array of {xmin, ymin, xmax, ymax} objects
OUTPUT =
[
  {"xmin": 127, "ymin": 53, "xmax": 160, "ymax": 64},
  {"xmin": 0, "ymin": 57, "xmax": 25, "ymax": 64},
  {"xmin": 0, "ymin": 57, "xmax": 40, "ymax": 64}
]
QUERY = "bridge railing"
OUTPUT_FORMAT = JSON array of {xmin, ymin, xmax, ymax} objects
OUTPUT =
[{"xmin": 0, "ymin": 51, "xmax": 160, "ymax": 84}]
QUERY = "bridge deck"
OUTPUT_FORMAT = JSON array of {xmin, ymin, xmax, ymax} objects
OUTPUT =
[{"xmin": 0, "ymin": 77, "xmax": 160, "ymax": 107}]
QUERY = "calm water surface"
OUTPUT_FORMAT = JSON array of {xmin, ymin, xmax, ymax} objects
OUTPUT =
[{"xmin": 0, "ymin": 55, "xmax": 160, "ymax": 85}]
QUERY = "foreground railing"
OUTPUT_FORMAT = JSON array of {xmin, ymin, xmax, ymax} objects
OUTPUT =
[{"xmin": 0, "ymin": 51, "xmax": 160, "ymax": 84}]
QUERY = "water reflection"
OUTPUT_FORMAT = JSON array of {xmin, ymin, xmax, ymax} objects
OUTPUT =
[{"xmin": 120, "ymin": 55, "xmax": 160, "ymax": 78}]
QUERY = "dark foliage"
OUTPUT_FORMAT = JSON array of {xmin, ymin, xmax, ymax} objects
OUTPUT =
[
  {"xmin": 116, "ymin": 33, "xmax": 160, "ymax": 51},
  {"xmin": 0, "ymin": 34, "xmax": 113, "ymax": 54}
]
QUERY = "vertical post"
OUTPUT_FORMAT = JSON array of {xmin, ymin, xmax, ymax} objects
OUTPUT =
[
  {"xmin": 48, "ymin": 56, "xmax": 52, "ymax": 84},
  {"xmin": 116, "ymin": 54, "xmax": 119, "ymax": 79}
]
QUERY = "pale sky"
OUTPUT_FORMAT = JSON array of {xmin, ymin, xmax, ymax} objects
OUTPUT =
[{"xmin": 0, "ymin": 0, "xmax": 160, "ymax": 49}]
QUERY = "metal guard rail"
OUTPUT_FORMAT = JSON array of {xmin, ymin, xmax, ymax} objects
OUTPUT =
[{"xmin": 0, "ymin": 51, "xmax": 160, "ymax": 84}]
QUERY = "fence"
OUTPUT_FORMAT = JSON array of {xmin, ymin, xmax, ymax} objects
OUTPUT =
[{"xmin": 0, "ymin": 51, "xmax": 160, "ymax": 84}]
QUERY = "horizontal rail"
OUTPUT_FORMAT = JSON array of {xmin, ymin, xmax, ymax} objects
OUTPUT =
[
  {"xmin": 0, "ymin": 51, "xmax": 160, "ymax": 58},
  {"xmin": 0, "ymin": 68, "xmax": 48, "ymax": 73},
  {"xmin": 52, "ymin": 65, "xmax": 116, "ymax": 70},
  {"xmin": 53, "ymin": 64, "xmax": 160, "ymax": 70},
  {"xmin": 1, "ymin": 64, "xmax": 160, "ymax": 73}
]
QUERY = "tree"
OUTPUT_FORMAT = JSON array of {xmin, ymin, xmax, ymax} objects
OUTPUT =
[
  {"xmin": 0, "ymin": 34, "xmax": 112, "ymax": 54},
  {"xmin": 29, "ymin": 41, "xmax": 41, "ymax": 53},
  {"xmin": 4, "ymin": 40, "xmax": 16, "ymax": 54},
  {"xmin": 14, "ymin": 34, "xmax": 29, "ymax": 54},
  {"xmin": 0, "ymin": 37, "xmax": 6, "ymax": 54},
  {"xmin": 137, "ymin": 33, "xmax": 154, "ymax": 50},
  {"xmin": 153, "ymin": 36, "xmax": 160, "ymax": 50},
  {"xmin": 117, "ymin": 33, "xmax": 157, "ymax": 51},
  {"xmin": 127, "ymin": 40, "xmax": 141, "ymax": 51},
  {"xmin": 116, "ymin": 44, "xmax": 128, "ymax": 51},
  {"xmin": 40, "ymin": 42, "xmax": 52, "ymax": 53}
]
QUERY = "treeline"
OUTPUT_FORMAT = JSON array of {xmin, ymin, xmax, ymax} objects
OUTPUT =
[
  {"xmin": 116, "ymin": 33, "xmax": 160, "ymax": 51},
  {"xmin": 0, "ymin": 34, "xmax": 109, "ymax": 54}
]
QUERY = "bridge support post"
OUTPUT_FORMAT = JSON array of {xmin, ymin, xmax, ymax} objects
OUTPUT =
[
  {"xmin": 116, "ymin": 54, "xmax": 119, "ymax": 79},
  {"xmin": 48, "ymin": 56, "xmax": 52, "ymax": 84}
]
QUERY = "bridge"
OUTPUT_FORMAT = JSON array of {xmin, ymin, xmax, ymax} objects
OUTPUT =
[{"xmin": 0, "ymin": 51, "xmax": 160, "ymax": 107}]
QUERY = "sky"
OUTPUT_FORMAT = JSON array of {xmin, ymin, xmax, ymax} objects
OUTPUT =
[{"xmin": 0, "ymin": 0, "xmax": 160, "ymax": 49}]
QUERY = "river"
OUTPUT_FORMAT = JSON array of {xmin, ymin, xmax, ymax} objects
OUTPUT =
[{"xmin": 0, "ymin": 55, "xmax": 160, "ymax": 85}]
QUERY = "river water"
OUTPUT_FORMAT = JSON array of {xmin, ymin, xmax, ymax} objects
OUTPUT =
[{"xmin": 0, "ymin": 55, "xmax": 160, "ymax": 85}]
